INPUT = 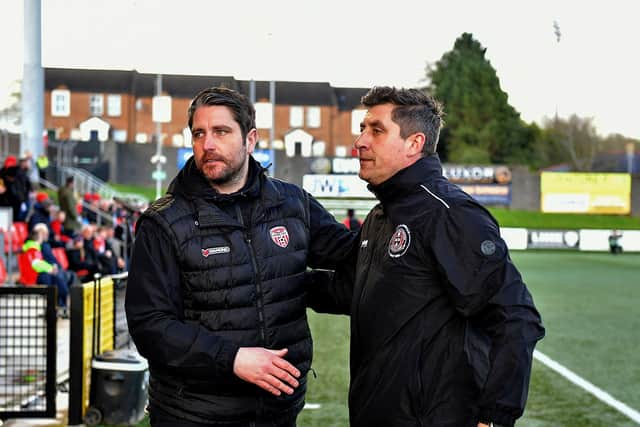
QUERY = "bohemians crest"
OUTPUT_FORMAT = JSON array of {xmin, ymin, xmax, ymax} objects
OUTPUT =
[{"xmin": 388, "ymin": 224, "xmax": 411, "ymax": 258}]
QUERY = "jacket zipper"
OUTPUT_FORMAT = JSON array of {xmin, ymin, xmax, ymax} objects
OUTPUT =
[
  {"xmin": 353, "ymin": 222, "xmax": 376, "ymax": 348},
  {"xmin": 235, "ymin": 204, "xmax": 265, "ymax": 420},
  {"xmin": 235, "ymin": 205, "xmax": 267, "ymax": 345}
]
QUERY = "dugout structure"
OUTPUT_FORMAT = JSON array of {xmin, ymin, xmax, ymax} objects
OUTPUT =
[{"xmin": 67, "ymin": 274, "xmax": 130, "ymax": 425}]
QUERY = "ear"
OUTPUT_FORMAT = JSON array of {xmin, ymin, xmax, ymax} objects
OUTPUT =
[
  {"xmin": 246, "ymin": 128, "xmax": 258, "ymax": 154},
  {"xmin": 406, "ymin": 132, "xmax": 426, "ymax": 157}
]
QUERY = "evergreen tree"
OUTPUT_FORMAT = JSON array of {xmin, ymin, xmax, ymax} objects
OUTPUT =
[{"xmin": 427, "ymin": 33, "xmax": 536, "ymax": 165}]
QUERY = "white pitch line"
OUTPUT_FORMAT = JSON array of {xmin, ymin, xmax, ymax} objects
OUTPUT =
[
  {"xmin": 534, "ymin": 350, "xmax": 640, "ymax": 424},
  {"xmin": 304, "ymin": 403, "xmax": 322, "ymax": 410}
]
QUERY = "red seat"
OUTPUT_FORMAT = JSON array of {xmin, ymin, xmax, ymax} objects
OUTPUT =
[
  {"xmin": 51, "ymin": 247, "xmax": 69, "ymax": 270},
  {"xmin": 14, "ymin": 222, "xmax": 28, "ymax": 243},
  {"xmin": 2, "ymin": 222, "xmax": 29, "ymax": 254},
  {"xmin": 0, "ymin": 256, "xmax": 7, "ymax": 285}
]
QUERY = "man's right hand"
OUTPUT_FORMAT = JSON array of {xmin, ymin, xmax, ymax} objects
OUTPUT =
[{"xmin": 233, "ymin": 348, "xmax": 300, "ymax": 396}]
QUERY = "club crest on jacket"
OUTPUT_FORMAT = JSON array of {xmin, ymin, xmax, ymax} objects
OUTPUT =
[
  {"xmin": 388, "ymin": 224, "xmax": 410, "ymax": 258},
  {"xmin": 270, "ymin": 226, "xmax": 290, "ymax": 248}
]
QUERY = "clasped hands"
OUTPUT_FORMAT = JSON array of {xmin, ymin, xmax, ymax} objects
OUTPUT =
[{"xmin": 233, "ymin": 347, "xmax": 300, "ymax": 396}]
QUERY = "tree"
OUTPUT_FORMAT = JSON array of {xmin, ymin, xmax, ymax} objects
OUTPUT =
[
  {"xmin": 542, "ymin": 115, "xmax": 602, "ymax": 171},
  {"xmin": 0, "ymin": 79, "xmax": 21, "ymax": 130},
  {"xmin": 426, "ymin": 33, "xmax": 537, "ymax": 165}
]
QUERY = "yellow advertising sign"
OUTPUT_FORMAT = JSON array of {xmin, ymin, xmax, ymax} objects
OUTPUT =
[{"xmin": 540, "ymin": 172, "xmax": 631, "ymax": 214}]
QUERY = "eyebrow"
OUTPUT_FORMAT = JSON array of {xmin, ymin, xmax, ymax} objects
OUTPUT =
[
  {"xmin": 191, "ymin": 124, "xmax": 233, "ymax": 133},
  {"xmin": 361, "ymin": 119, "xmax": 386, "ymax": 130}
]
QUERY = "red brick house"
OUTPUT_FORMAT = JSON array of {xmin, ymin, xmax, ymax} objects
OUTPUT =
[{"xmin": 44, "ymin": 67, "xmax": 368, "ymax": 157}]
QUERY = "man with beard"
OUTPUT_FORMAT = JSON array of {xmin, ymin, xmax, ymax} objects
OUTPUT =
[
  {"xmin": 125, "ymin": 87, "xmax": 356, "ymax": 427},
  {"xmin": 309, "ymin": 87, "xmax": 544, "ymax": 427}
]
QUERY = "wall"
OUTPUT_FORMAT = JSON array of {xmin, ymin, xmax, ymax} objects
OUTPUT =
[
  {"xmin": 37, "ymin": 138, "xmax": 640, "ymax": 218},
  {"xmin": 510, "ymin": 166, "xmax": 540, "ymax": 211}
]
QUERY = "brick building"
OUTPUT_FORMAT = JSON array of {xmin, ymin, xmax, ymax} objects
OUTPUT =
[{"xmin": 44, "ymin": 67, "xmax": 368, "ymax": 157}]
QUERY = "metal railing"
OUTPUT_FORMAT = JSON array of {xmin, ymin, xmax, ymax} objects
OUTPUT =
[{"xmin": 59, "ymin": 166, "xmax": 148, "ymax": 208}]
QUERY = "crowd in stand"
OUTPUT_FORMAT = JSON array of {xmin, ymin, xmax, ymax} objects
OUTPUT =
[{"xmin": 0, "ymin": 153, "xmax": 143, "ymax": 317}]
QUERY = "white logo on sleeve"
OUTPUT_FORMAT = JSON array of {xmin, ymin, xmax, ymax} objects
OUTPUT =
[{"xmin": 388, "ymin": 225, "xmax": 411, "ymax": 258}]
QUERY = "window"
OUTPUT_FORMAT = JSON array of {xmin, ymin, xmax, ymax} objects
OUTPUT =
[
  {"xmin": 306, "ymin": 106, "xmax": 321, "ymax": 128},
  {"xmin": 255, "ymin": 102, "xmax": 273, "ymax": 129},
  {"xmin": 107, "ymin": 94, "xmax": 121, "ymax": 117},
  {"xmin": 51, "ymin": 89, "xmax": 70, "ymax": 117},
  {"xmin": 289, "ymin": 106, "xmax": 303, "ymax": 127},
  {"xmin": 89, "ymin": 94, "xmax": 104, "ymax": 116},
  {"xmin": 351, "ymin": 109, "xmax": 367, "ymax": 135},
  {"xmin": 135, "ymin": 133, "xmax": 148, "ymax": 144}
]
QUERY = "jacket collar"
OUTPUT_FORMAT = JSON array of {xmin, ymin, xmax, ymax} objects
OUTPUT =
[
  {"xmin": 168, "ymin": 156, "xmax": 285, "ymax": 227},
  {"xmin": 368, "ymin": 154, "xmax": 443, "ymax": 202}
]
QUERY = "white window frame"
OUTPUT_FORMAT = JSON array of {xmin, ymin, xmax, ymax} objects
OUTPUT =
[
  {"xmin": 255, "ymin": 102, "xmax": 273, "ymax": 129},
  {"xmin": 107, "ymin": 94, "xmax": 121, "ymax": 117},
  {"xmin": 306, "ymin": 106, "xmax": 321, "ymax": 128},
  {"xmin": 51, "ymin": 89, "xmax": 70, "ymax": 117},
  {"xmin": 289, "ymin": 106, "xmax": 304, "ymax": 127},
  {"xmin": 351, "ymin": 109, "xmax": 367, "ymax": 135},
  {"xmin": 89, "ymin": 94, "xmax": 104, "ymax": 116}
]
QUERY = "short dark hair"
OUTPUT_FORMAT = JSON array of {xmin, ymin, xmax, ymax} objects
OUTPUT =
[
  {"xmin": 188, "ymin": 87, "xmax": 256, "ymax": 139},
  {"xmin": 361, "ymin": 86, "xmax": 444, "ymax": 155}
]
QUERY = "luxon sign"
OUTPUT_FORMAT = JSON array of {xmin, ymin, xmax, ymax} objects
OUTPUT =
[{"xmin": 443, "ymin": 165, "xmax": 512, "ymax": 206}]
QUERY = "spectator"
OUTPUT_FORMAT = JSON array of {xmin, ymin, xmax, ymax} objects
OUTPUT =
[
  {"xmin": 57, "ymin": 176, "xmax": 81, "ymax": 234},
  {"xmin": 342, "ymin": 208, "xmax": 362, "ymax": 231},
  {"xmin": 609, "ymin": 230, "xmax": 623, "ymax": 254},
  {"xmin": 51, "ymin": 209, "xmax": 72, "ymax": 244},
  {"xmin": 36, "ymin": 153, "xmax": 49, "ymax": 181},
  {"xmin": 22, "ymin": 223, "xmax": 69, "ymax": 315},
  {"xmin": 0, "ymin": 155, "xmax": 29, "ymax": 221}
]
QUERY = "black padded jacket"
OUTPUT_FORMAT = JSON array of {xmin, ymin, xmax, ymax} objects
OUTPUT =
[{"xmin": 125, "ymin": 157, "xmax": 355, "ymax": 424}]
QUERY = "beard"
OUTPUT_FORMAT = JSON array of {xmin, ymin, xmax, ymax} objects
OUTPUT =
[{"xmin": 197, "ymin": 151, "xmax": 248, "ymax": 188}]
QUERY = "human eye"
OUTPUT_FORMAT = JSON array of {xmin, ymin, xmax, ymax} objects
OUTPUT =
[
  {"xmin": 192, "ymin": 130, "xmax": 203, "ymax": 139},
  {"xmin": 215, "ymin": 129, "xmax": 229, "ymax": 136}
]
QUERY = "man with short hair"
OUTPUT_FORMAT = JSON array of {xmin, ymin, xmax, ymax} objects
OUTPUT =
[
  {"xmin": 125, "ymin": 86, "xmax": 355, "ymax": 426},
  {"xmin": 311, "ymin": 86, "xmax": 545, "ymax": 427},
  {"xmin": 57, "ymin": 175, "xmax": 81, "ymax": 234}
]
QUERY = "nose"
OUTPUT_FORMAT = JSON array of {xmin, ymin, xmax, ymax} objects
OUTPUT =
[
  {"xmin": 354, "ymin": 132, "xmax": 368, "ymax": 150},
  {"xmin": 203, "ymin": 133, "xmax": 216, "ymax": 151}
]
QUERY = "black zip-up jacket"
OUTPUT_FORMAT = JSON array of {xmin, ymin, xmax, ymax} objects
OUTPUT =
[
  {"xmin": 310, "ymin": 154, "xmax": 545, "ymax": 427},
  {"xmin": 125, "ymin": 157, "xmax": 355, "ymax": 424}
]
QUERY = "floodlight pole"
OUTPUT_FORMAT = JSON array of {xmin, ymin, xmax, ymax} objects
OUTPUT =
[{"xmin": 155, "ymin": 74, "xmax": 163, "ymax": 200}]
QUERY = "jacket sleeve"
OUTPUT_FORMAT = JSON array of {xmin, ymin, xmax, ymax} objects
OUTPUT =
[
  {"xmin": 304, "ymin": 193, "xmax": 359, "ymax": 313},
  {"xmin": 430, "ymin": 199, "xmax": 545, "ymax": 426},
  {"xmin": 125, "ymin": 218, "xmax": 240, "ymax": 380},
  {"xmin": 305, "ymin": 192, "xmax": 359, "ymax": 269}
]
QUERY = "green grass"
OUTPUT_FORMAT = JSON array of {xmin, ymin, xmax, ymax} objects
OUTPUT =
[
  {"xmin": 110, "ymin": 183, "xmax": 158, "ymax": 202},
  {"xmin": 512, "ymin": 252, "xmax": 640, "ymax": 413},
  {"xmin": 489, "ymin": 208, "xmax": 640, "ymax": 230}
]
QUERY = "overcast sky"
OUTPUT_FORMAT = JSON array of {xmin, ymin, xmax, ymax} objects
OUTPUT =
[{"xmin": 1, "ymin": 0, "xmax": 639, "ymax": 139}]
